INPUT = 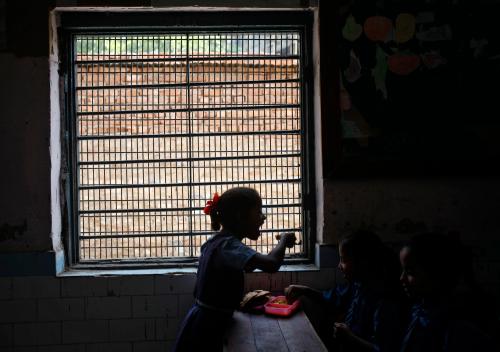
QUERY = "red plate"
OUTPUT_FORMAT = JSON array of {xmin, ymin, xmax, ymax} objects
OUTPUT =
[{"xmin": 264, "ymin": 295, "xmax": 300, "ymax": 317}]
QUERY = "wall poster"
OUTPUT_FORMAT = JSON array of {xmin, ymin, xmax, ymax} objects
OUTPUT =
[{"xmin": 337, "ymin": 0, "xmax": 500, "ymax": 175}]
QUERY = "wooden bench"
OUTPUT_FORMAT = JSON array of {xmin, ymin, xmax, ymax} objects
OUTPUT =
[{"xmin": 224, "ymin": 310, "xmax": 328, "ymax": 352}]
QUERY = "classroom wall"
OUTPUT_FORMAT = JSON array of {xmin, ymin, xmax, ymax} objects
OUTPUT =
[
  {"xmin": 0, "ymin": 270, "xmax": 337, "ymax": 350},
  {"xmin": 323, "ymin": 178, "xmax": 500, "ymax": 308},
  {"xmin": 1, "ymin": 1, "xmax": 499, "ymax": 351}
]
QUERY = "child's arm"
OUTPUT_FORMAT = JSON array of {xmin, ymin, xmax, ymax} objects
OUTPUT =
[
  {"xmin": 245, "ymin": 232, "xmax": 296, "ymax": 273},
  {"xmin": 285, "ymin": 284, "xmax": 326, "ymax": 303},
  {"xmin": 334, "ymin": 323, "xmax": 375, "ymax": 351}
]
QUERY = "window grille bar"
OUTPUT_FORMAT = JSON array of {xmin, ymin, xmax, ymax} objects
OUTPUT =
[
  {"xmin": 76, "ymin": 103, "xmax": 300, "ymax": 116},
  {"xmin": 186, "ymin": 33, "xmax": 194, "ymax": 257},
  {"xmin": 71, "ymin": 30, "xmax": 307, "ymax": 262},
  {"xmin": 76, "ymin": 78, "xmax": 300, "ymax": 90},
  {"xmin": 80, "ymin": 202, "xmax": 302, "ymax": 214},
  {"xmin": 77, "ymin": 153, "xmax": 301, "ymax": 165},
  {"xmin": 79, "ymin": 178, "xmax": 301, "ymax": 190},
  {"xmin": 80, "ymin": 228, "xmax": 303, "ymax": 240},
  {"xmin": 76, "ymin": 54, "xmax": 300, "ymax": 65},
  {"xmin": 77, "ymin": 129, "xmax": 301, "ymax": 140}
]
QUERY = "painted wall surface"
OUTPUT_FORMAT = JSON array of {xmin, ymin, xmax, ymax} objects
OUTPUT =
[
  {"xmin": 323, "ymin": 178, "xmax": 500, "ymax": 243},
  {"xmin": 0, "ymin": 55, "xmax": 52, "ymax": 251}
]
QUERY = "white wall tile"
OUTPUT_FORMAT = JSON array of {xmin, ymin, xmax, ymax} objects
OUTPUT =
[
  {"xmin": 62, "ymin": 320, "xmax": 109, "ymax": 344},
  {"xmin": 86, "ymin": 342, "xmax": 132, "ymax": 352},
  {"xmin": 13, "ymin": 322, "xmax": 61, "ymax": 346},
  {"xmin": 109, "ymin": 319, "xmax": 155, "ymax": 342},
  {"xmin": 133, "ymin": 341, "xmax": 170, "ymax": 352},
  {"xmin": 177, "ymin": 294, "xmax": 194, "ymax": 319},
  {"xmin": 0, "ymin": 278, "xmax": 12, "ymax": 300},
  {"xmin": 244, "ymin": 272, "xmax": 271, "ymax": 291},
  {"xmin": 132, "ymin": 295, "xmax": 178, "ymax": 318},
  {"xmin": 0, "ymin": 324, "xmax": 13, "ymax": 347},
  {"xmin": 155, "ymin": 274, "xmax": 196, "ymax": 295},
  {"xmin": 270, "ymin": 272, "xmax": 294, "ymax": 292},
  {"xmin": 38, "ymin": 345, "xmax": 86, "ymax": 352},
  {"xmin": 38, "ymin": 298, "xmax": 85, "ymax": 321},
  {"xmin": 296, "ymin": 270, "xmax": 336, "ymax": 290},
  {"xmin": 155, "ymin": 317, "xmax": 179, "ymax": 340},
  {"xmin": 0, "ymin": 347, "xmax": 37, "ymax": 352},
  {"xmin": 86, "ymin": 297, "xmax": 131, "ymax": 319},
  {"xmin": 0, "ymin": 300, "xmax": 37, "ymax": 323},
  {"xmin": 62, "ymin": 277, "xmax": 108, "ymax": 297},
  {"xmin": 12, "ymin": 277, "xmax": 60, "ymax": 298},
  {"xmin": 107, "ymin": 276, "xmax": 154, "ymax": 296}
]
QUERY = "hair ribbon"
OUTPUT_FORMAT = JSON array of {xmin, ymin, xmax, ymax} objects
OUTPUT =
[{"xmin": 203, "ymin": 193, "xmax": 220, "ymax": 215}]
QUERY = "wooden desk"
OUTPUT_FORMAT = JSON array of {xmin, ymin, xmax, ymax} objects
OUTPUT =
[{"xmin": 224, "ymin": 310, "xmax": 328, "ymax": 352}]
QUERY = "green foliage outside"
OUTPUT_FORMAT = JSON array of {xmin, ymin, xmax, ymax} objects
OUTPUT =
[{"xmin": 76, "ymin": 33, "xmax": 300, "ymax": 56}]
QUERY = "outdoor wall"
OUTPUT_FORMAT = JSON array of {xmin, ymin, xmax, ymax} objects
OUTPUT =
[{"xmin": 76, "ymin": 58, "xmax": 303, "ymax": 260}]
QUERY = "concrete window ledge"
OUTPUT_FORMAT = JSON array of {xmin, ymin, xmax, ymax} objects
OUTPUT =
[
  {"xmin": 58, "ymin": 264, "xmax": 319, "ymax": 278},
  {"xmin": 0, "ymin": 249, "xmax": 329, "ymax": 277}
]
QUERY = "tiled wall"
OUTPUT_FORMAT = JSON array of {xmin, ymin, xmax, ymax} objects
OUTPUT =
[{"xmin": 0, "ymin": 269, "xmax": 336, "ymax": 352}]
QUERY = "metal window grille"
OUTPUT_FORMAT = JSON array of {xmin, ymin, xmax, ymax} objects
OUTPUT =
[{"xmin": 69, "ymin": 30, "xmax": 309, "ymax": 263}]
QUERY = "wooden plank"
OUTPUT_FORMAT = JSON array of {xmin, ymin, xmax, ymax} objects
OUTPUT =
[
  {"xmin": 278, "ymin": 311, "xmax": 328, "ymax": 352},
  {"xmin": 225, "ymin": 311, "xmax": 327, "ymax": 352},
  {"xmin": 250, "ymin": 314, "xmax": 290, "ymax": 352},
  {"xmin": 224, "ymin": 311, "xmax": 258, "ymax": 352}
]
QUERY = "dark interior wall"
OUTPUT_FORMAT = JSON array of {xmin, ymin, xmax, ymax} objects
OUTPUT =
[
  {"xmin": 0, "ymin": 2, "xmax": 54, "ymax": 250},
  {"xmin": 323, "ymin": 178, "xmax": 500, "ymax": 243}
]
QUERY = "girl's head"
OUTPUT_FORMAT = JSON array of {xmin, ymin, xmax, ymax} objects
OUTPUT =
[
  {"xmin": 399, "ymin": 233, "xmax": 461, "ymax": 299},
  {"xmin": 207, "ymin": 187, "xmax": 266, "ymax": 239},
  {"xmin": 338, "ymin": 230, "xmax": 387, "ymax": 283}
]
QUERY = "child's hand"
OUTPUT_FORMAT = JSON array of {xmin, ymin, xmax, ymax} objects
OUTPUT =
[
  {"xmin": 284, "ymin": 284, "xmax": 307, "ymax": 303},
  {"xmin": 333, "ymin": 322, "xmax": 354, "ymax": 341},
  {"xmin": 276, "ymin": 232, "xmax": 297, "ymax": 248}
]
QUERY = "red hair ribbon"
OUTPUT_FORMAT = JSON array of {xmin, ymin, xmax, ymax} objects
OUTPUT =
[{"xmin": 203, "ymin": 193, "xmax": 220, "ymax": 215}]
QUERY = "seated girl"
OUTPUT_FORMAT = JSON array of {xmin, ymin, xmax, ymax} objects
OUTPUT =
[
  {"xmin": 286, "ymin": 230, "xmax": 407, "ymax": 352},
  {"xmin": 399, "ymin": 233, "xmax": 495, "ymax": 352}
]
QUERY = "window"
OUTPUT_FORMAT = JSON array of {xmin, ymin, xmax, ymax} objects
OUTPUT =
[{"xmin": 62, "ymin": 11, "xmax": 314, "ymax": 266}]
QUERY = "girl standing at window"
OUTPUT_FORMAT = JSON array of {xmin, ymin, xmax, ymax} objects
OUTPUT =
[{"xmin": 172, "ymin": 187, "xmax": 296, "ymax": 352}]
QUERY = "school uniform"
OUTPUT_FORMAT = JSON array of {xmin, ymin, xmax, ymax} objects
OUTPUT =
[
  {"xmin": 401, "ymin": 300, "xmax": 495, "ymax": 352},
  {"xmin": 171, "ymin": 232, "xmax": 256, "ymax": 352},
  {"xmin": 323, "ymin": 282, "xmax": 406, "ymax": 352},
  {"xmin": 400, "ymin": 301, "xmax": 449, "ymax": 352}
]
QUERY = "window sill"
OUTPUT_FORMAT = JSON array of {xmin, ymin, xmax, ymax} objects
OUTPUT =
[
  {"xmin": 57, "ymin": 266, "xmax": 197, "ymax": 277},
  {"xmin": 57, "ymin": 263, "xmax": 319, "ymax": 277}
]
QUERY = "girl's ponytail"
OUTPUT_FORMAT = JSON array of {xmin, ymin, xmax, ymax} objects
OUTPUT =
[
  {"xmin": 203, "ymin": 193, "xmax": 221, "ymax": 231},
  {"xmin": 209, "ymin": 207, "xmax": 221, "ymax": 231}
]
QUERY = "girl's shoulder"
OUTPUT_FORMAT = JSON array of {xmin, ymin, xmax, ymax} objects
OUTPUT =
[
  {"xmin": 218, "ymin": 235, "xmax": 257, "ymax": 271},
  {"xmin": 220, "ymin": 235, "xmax": 254, "ymax": 253},
  {"xmin": 202, "ymin": 232, "xmax": 254, "ymax": 256},
  {"xmin": 201, "ymin": 232, "xmax": 234, "ymax": 254}
]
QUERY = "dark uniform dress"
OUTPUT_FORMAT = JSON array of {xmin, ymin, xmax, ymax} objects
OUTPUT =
[
  {"xmin": 323, "ymin": 282, "xmax": 406, "ymax": 352},
  {"xmin": 171, "ymin": 232, "xmax": 256, "ymax": 352},
  {"xmin": 400, "ymin": 301, "xmax": 450, "ymax": 352},
  {"xmin": 400, "ymin": 300, "xmax": 495, "ymax": 352}
]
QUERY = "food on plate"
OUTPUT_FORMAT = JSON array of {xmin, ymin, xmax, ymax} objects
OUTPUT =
[
  {"xmin": 240, "ymin": 290, "xmax": 271, "ymax": 312},
  {"xmin": 273, "ymin": 298, "xmax": 288, "ymax": 305}
]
